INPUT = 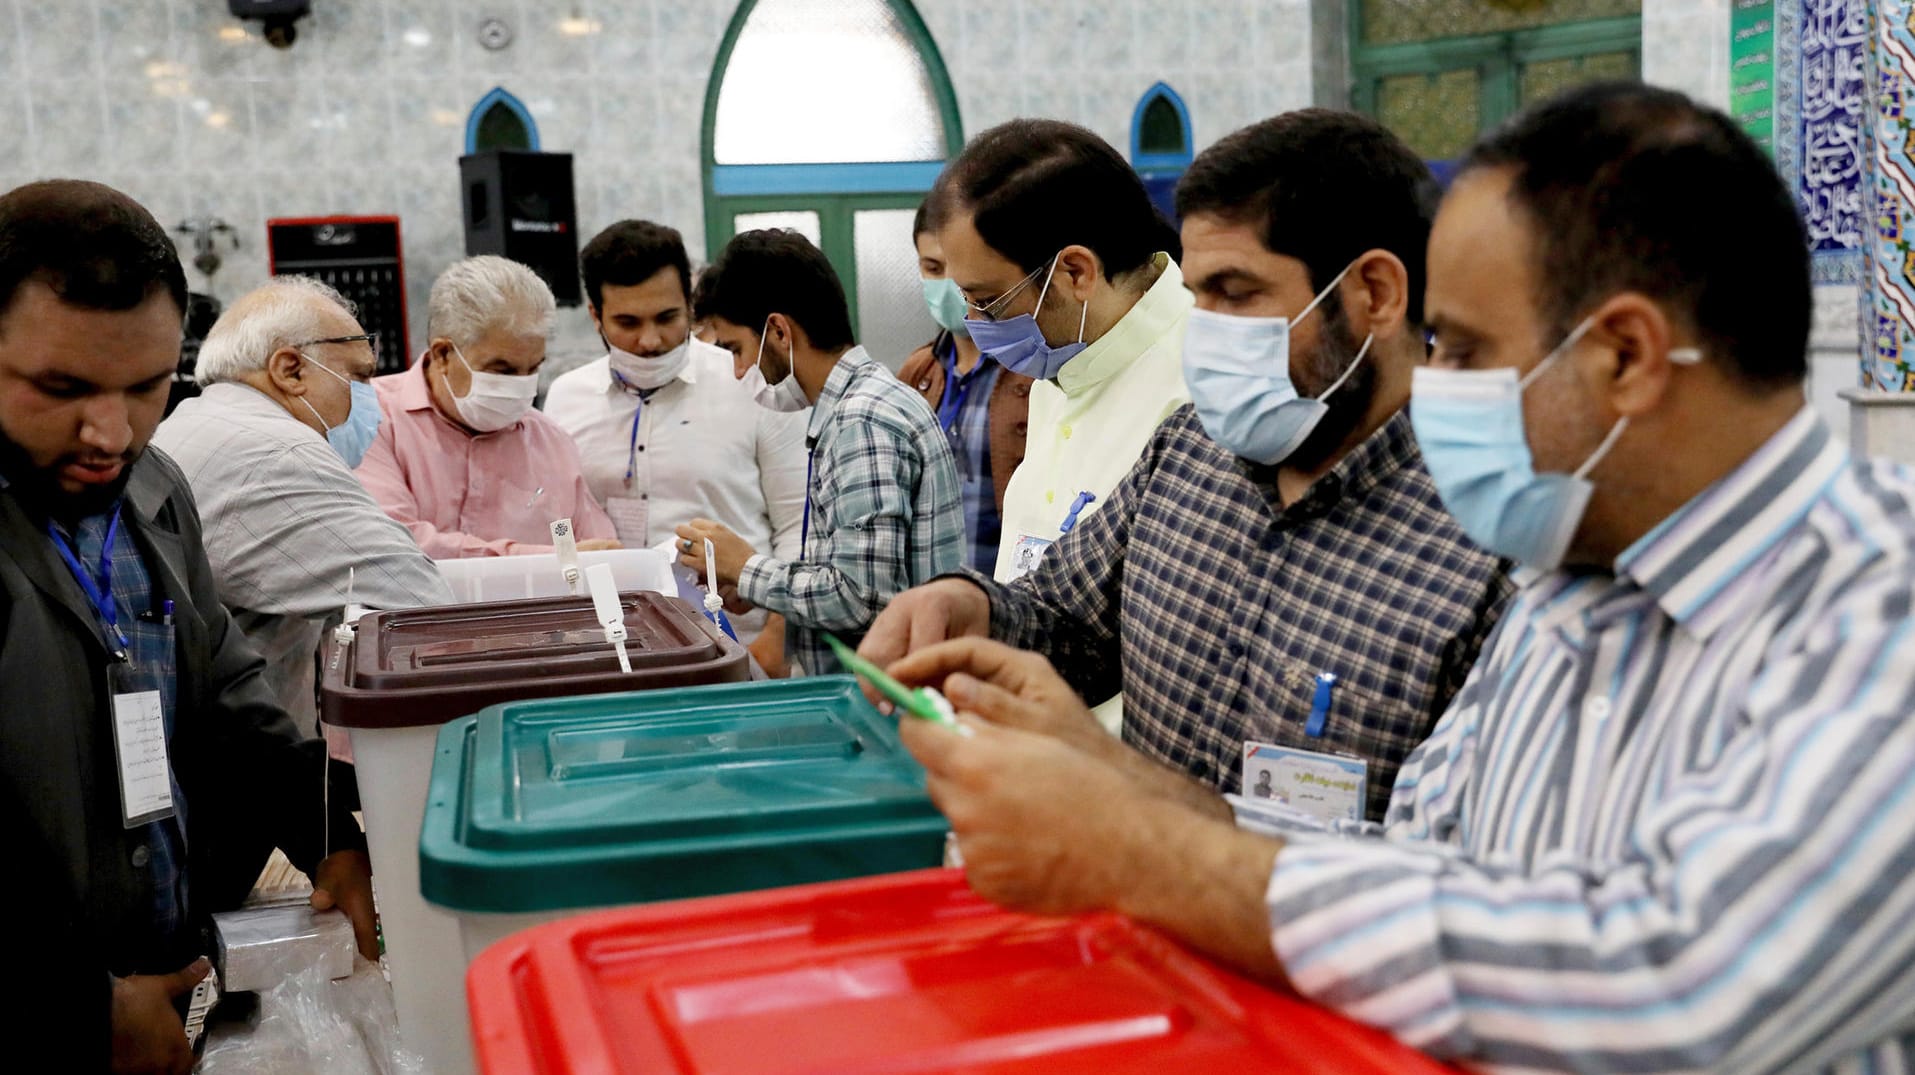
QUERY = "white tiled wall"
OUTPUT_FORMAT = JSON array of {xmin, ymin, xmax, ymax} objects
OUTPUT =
[
  {"xmin": 1641, "ymin": 0, "xmax": 1730, "ymax": 110},
  {"xmin": 1641, "ymin": 0, "xmax": 1856, "ymax": 443},
  {"xmin": 0, "ymin": 0, "xmax": 1313, "ymax": 369}
]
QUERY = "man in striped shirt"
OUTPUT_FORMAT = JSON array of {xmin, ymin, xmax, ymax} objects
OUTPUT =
[{"xmin": 889, "ymin": 84, "xmax": 1915, "ymax": 1072}]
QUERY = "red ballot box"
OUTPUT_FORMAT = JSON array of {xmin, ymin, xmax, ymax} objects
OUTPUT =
[{"xmin": 466, "ymin": 868, "xmax": 1459, "ymax": 1074}]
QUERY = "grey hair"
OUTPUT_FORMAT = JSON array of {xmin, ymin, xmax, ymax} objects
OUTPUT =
[
  {"xmin": 426, "ymin": 255, "xmax": 555, "ymax": 350},
  {"xmin": 194, "ymin": 275, "xmax": 357, "ymax": 386}
]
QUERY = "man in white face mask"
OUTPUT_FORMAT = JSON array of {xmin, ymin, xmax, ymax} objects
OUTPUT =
[
  {"xmin": 357, "ymin": 255, "xmax": 619, "ymax": 557},
  {"xmin": 544, "ymin": 221, "xmax": 807, "ymax": 670},
  {"xmin": 676, "ymin": 228, "xmax": 964, "ymax": 680}
]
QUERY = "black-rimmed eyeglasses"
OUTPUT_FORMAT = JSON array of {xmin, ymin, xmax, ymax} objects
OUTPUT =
[{"xmin": 295, "ymin": 332, "xmax": 380, "ymax": 352}]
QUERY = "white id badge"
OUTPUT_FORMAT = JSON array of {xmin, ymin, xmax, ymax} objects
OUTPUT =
[
  {"xmin": 606, "ymin": 496, "xmax": 649, "ymax": 545},
  {"xmin": 1004, "ymin": 534, "xmax": 1054, "ymax": 581},
  {"xmin": 111, "ymin": 689, "xmax": 177, "ymax": 827},
  {"xmin": 1242, "ymin": 741, "xmax": 1367, "ymax": 825}
]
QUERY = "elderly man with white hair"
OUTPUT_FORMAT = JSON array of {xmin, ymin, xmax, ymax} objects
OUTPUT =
[
  {"xmin": 152, "ymin": 276, "xmax": 451, "ymax": 732},
  {"xmin": 357, "ymin": 255, "xmax": 618, "ymax": 556}
]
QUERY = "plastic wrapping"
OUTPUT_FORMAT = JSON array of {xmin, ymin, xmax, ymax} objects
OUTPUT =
[
  {"xmin": 214, "ymin": 904, "xmax": 356, "ymax": 993},
  {"xmin": 197, "ymin": 957, "xmax": 423, "ymax": 1075}
]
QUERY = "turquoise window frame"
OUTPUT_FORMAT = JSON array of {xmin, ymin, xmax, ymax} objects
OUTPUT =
[{"xmin": 701, "ymin": 0, "xmax": 963, "ymax": 336}]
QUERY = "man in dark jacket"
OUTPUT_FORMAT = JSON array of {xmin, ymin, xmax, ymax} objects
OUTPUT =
[{"xmin": 0, "ymin": 179, "xmax": 374, "ymax": 1074}]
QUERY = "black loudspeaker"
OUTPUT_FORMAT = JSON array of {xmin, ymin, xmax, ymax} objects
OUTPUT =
[
  {"xmin": 460, "ymin": 150, "xmax": 582, "ymax": 307},
  {"xmin": 267, "ymin": 216, "xmax": 412, "ymax": 374}
]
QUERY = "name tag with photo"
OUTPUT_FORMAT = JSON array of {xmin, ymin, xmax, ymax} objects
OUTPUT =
[{"xmin": 1242, "ymin": 741, "xmax": 1367, "ymax": 826}]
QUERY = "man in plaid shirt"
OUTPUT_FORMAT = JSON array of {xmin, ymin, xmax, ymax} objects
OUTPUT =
[
  {"xmin": 679, "ymin": 229, "xmax": 964, "ymax": 678},
  {"xmin": 864, "ymin": 111, "xmax": 1512, "ymax": 820}
]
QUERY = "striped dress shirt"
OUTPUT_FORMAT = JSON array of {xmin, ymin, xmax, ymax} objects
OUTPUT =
[
  {"xmin": 739, "ymin": 346, "xmax": 966, "ymax": 677},
  {"xmin": 1262, "ymin": 408, "xmax": 1915, "ymax": 1072}
]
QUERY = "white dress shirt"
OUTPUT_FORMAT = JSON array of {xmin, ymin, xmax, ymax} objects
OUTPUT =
[{"xmin": 543, "ymin": 340, "xmax": 808, "ymax": 635}]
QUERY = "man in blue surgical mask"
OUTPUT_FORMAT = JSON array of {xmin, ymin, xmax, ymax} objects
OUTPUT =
[
  {"xmin": 934, "ymin": 122, "xmax": 1190, "ymax": 609},
  {"xmin": 154, "ymin": 276, "xmax": 451, "ymax": 736},
  {"xmin": 899, "ymin": 193, "xmax": 1034, "ymax": 576},
  {"xmin": 864, "ymin": 110, "xmax": 1513, "ymax": 822},
  {"xmin": 866, "ymin": 85, "xmax": 1915, "ymax": 1073}
]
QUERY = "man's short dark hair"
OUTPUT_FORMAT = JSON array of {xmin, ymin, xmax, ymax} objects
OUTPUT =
[
  {"xmin": 0, "ymin": 179, "xmax": 187, "ymax": 326},
  {"xmin": 936, "ymin": 118, "xmax": 1180, "ymax": 279},
  {"xmin": 912, "ymin": 187, "xmax": 945, "ymax": 243},
  {"xmin": 1176, "ymin": 110, "xmax": 1439, "ymax": 325},
  {"xmin": 579, "ymin": 219, "xmax": 693, "ymax": 311},
  {"xmin": 692, "ymin": 229, "xmax": 855, "ymax": 352},
  {"xmin": 1461, "ymin": 81, "xmax": 1810, "ymax": 389}
]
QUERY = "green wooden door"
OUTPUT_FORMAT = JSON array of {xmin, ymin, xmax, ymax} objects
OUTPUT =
[{"xmin": 1350, "ymin": 1, "xmax": 1642, "ymax": 161}]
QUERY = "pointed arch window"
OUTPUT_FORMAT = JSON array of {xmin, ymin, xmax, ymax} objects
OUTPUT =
[
  {"xmin": 1130, "ymin": 82, "xmax": 1192, "ymax": 226},
  {"xmin": 1131, "ymin": 82, "xmax": 1193, "ymax": 175},
  {"xmin": 466, "ymin": 87, "xmax": 539, "ymax": 155}
]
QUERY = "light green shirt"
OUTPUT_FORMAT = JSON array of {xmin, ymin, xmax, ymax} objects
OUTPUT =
[{"xmin": 993, "ymin": 253, "xmax": 1194, "ymax": 731}]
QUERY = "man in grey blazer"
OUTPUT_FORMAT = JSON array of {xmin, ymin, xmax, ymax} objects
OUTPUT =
[{"xmin": 0, "ymin": 180, "xmax": 375, "ymax": 1074}]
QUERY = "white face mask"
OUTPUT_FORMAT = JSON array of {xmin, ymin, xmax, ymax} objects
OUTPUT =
[
  {"xmin": 743, "ymin": 319, "xmax": 809, "ymax": 413},
  {"xmin": 607, "ymin": 332, "xmax": 691, "ymax": 392},
  {"xmin": 446, "ymin": 343, "xmax": 538, "ymax": 432}
]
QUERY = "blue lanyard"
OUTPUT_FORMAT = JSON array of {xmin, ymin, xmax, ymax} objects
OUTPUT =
[
  {"xmin": 936, "ymin": 345, "xmax": 979, "ymax": 432},
  {"xmin": 612, "ymin": 371, "xmax": 650, "ymax": 485},
  {"xmin": 799, "ymin": 444, "xmax": 817, "ymax": 553},
  {"xmin": 47, "ymin": 505, "xmax": 130, "ymax": 660},
  {"xmin": 1058, "ymin": 490, "xmax": 1097, "ymax": 534}
]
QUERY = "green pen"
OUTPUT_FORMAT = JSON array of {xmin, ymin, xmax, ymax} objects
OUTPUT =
[{"xmin": 826, "ymin": 634, "xmax": 971, "ymax": 735}]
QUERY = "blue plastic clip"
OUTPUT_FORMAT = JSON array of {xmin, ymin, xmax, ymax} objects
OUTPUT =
[
  {"xmin": 1058, "ymin": 490, "xmax": 1098, "ymax": 534},
  {"xmin": 1305, "ymin": 672, "xmax": 1337, "ymax": 738}
]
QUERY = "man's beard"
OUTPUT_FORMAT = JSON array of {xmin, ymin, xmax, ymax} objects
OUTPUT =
[
  {"xmin": 1282, "ymin": 303, "xmax": 1378, "ymax": 474},
  {"xmin": 0, "ymin": 431, "xmax": 137, "ymax": 524}
]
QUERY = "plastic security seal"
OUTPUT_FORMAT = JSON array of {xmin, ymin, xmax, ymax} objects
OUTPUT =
[
  {"xmin": 550, "ymin": 517, "xmax": 582, "ymax": 595},
  {"xmin": 331, "ymin": 567, "xmax": 362, "ymax": 649},
  {"xmin": 701, "ymin": 538, "xmax": 740, "ymax": 641},
  {"xmin": 584, "ymin": 562, "xmax": 633, "ymax": 673}
]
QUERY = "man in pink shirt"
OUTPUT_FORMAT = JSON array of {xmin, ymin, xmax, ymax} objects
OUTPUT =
[{"xmin": 357, "ymin": 256, "xmax": 619, "ymax": 557}]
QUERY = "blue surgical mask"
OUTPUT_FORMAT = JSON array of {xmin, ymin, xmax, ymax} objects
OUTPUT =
[
  {"xmin": 1410, "ymin": 317, "xmax": 1701, "ymax": 570},
  {"xmin": 299, "ymin": 355, "xmax": 384, "ymax": 468},
  {"xmin": 921, "ymin": 277, "xmax": 970, "ymax": 336},
  {"xmin": 1182, "ymin": 261, "xmax": 1370, "ymax": 465},
  {"xmin": 965, "ymin": 253, "xmax": 1088, "ymax": 379}
]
